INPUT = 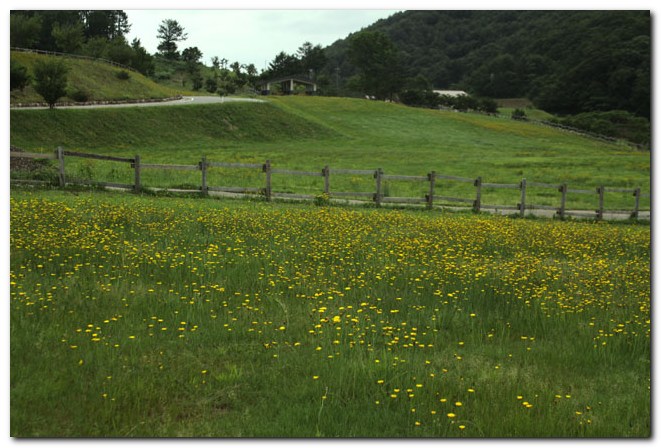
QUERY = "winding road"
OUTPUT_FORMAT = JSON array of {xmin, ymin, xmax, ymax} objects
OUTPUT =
[{"xmin": 11, "ymin": 95, "xmax": 265, "ymax": 110}]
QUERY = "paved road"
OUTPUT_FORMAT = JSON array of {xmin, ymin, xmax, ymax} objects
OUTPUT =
[{"xmin": 11, "ymin": 95, "xmax": 265, "ymax": 110}]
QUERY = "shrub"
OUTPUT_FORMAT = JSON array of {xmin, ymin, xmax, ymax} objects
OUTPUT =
[
  {"xmin": 116, "ymin": 70, "xmax": 130, "ymax": 80},
  {"xmin": 10, "ymin": 59, "xmax": 31, "ymax": 91},
  {"xmin": 559, "ymin": 110, "xmax": 650, "ymax": 146},
  {"xmin": 400, "ymin": 89, "xmax": 441, "ymax": 109},
  {"xmin": 313, "ymin": 193, "xmax": 331, "ymax": 206},
  {"xmin": 511, "ymin": 108, "xmax": 527, "ymax": 120},
  {"xmin": 205, "ymin": 77, "xmax": 217, "ymax": 93},
  {"xmin": 478, "ymin": 97, "xmax": 499, "ymax": 114},
  {"xmin": 68, "ymin": 87, "xmax": 90, "ymax": 102},
  {"xmin": 453, "ymin": 95, "xmax": 480, "ymax": 112}
]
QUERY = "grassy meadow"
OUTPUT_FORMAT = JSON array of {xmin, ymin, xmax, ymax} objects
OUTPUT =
[
  {"xmin": 10, "ymin": 96, "xmax": 650, "ymax": 211},
  {"xmin": 10, "ymin": 189, "xmax": 650, "ymax": 437}
]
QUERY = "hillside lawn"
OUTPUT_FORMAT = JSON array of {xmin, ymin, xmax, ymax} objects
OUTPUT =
[
  {"xmin": 10, "ymin": 51, "xmax": 188, "ymax": 104},
  {"xmin": 10, "ymin": 96, "xmax": 650, "ymax": 211},
  {"xmin": 10, "ymin": 189, "xmax": 650, "ymax": 437}
]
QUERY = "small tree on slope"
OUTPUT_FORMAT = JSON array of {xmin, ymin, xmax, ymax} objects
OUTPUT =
[{"xmin": 33, "ymin": 59, "xmax": 69, "ymax": 109}]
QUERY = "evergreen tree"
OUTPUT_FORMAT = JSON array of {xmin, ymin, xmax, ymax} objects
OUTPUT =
[{"xmin": 156, "ymin": 19, "xmax": 188, "ymax": 60}]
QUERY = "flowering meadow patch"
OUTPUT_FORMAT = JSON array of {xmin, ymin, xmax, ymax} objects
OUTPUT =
[{"xmin": 10, "ymin": 190, "xmax": 650, "ymax": 437}]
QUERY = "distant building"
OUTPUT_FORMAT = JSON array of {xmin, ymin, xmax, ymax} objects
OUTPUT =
[
  {"xmin": 433, "ymin": 90, "xmax": 468, "ymax": 97},
  {"xmin": 258, "ymin": 76, "xmax": 317, "ymax": 95}
]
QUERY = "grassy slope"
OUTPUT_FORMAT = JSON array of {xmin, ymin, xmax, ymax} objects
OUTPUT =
[
  {"xmin": 270, "ymin": 97, "xmax": 649, "ymax": 186},
  {"xmin": 10, "ymin": 51, "xmax": 187, "ymax": 104},
  {"xmin": 10, "ymin": 96, "xmax": 650, "ymax": 208},
  {"xmin": 10, "ymin": 101, "xmax": 339, "ymax": 155}
]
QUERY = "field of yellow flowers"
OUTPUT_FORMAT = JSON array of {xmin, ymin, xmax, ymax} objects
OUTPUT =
[{"xmin": 10, "ymin": 189, "xmax": 650, "ymax": 437}]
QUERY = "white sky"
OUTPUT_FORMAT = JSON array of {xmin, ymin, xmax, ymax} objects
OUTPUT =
[{"xmin": 124, "ymin": 9, "xmax": 400, "ymax": 70}]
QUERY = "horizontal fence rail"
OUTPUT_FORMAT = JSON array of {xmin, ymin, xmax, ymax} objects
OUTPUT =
[
  {"xmin": 11, "ymin": 47, "xmax": 138, "ymax": 73},
  {"xmin": 9, "ymin": 147, "xmax": 650, "ymax": 221}
]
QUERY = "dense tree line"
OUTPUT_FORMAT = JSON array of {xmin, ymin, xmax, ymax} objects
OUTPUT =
[
  {"xmin": 260, "ymin": 42, "xmax": 328, "ymax": 81},
  {"xmin": 321, "ymin": 10, "xmax": 650, "ymax": 119},
  {"xmin": 10, "ymin": 10, "xmax": 155, "ymax": 76}
]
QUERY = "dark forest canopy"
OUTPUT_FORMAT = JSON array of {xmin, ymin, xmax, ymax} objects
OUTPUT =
[
  {"xmin": 10, "ymin": 10, "xmax": 154, "ymax": 76},
  {"xmin": 321, "ymin": 10, "xmax": 650, "ymax": 118}
]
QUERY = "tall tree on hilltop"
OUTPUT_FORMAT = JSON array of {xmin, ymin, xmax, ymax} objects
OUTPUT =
[
  {"xmin": 297, "ymin": 41, "xmax": 327, "ymax": 77},
  {"xmin": 156, "ymin": 19, "xmax": 188, "ymax": 60},
  {"xmin": 81, "ymin": 10, "xmax": 131, "ymax": 40},
  {"xmin": 347, "ymin": 31, "xmax": 403, "ymax": 100}
]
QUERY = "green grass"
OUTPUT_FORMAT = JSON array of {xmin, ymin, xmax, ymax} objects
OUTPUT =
[
  {"xmin": 10, "ymin": 51, "xmax": 185, "ymax": 104},
  {"xmin": 10, "ymin": 96, "xmax": 650, "ymax": 210},
  {"xmin": 10, "ymin": 189, "xmax": 650, "ymax": 437}
]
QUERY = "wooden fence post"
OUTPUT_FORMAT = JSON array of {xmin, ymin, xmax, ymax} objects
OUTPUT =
[
  {"xmin": 263, "ymin": 159, "xmax": 272, "ymax": 201},
  {"xmin": 322, "ymin": 165, "xmax": 330, "ymax": 194},
  {"xmin": 56, "ymin": 146, "xmax": 65, "ymax": 187},
  {"xmin": 133, "ymin": 155, "xmax": 141, "ymax": 193},
  {"xmin": 200, "ymin": 156, "xmax": 208, "ymax": 196},
  {"xmin": 558, "ymin": 183, "xmax": 567, "ymax": 219},
  {"xmin": 374, "ymin": 168, "xmax": 383, "ymax": 207},
  {"xmin": 473, "ymin": 176, "xmax": 482, "ymax": 212},
  {"xmin": 632, "ymin": 188, "xmax": 641, "ymax": 219},
  {"xmin": 519, "ymin": 178, "xmax": 527, "ymax": 217},
  {"xmin": 426, "ymin": 171, "xmax": 436, "ymax": 210},
  {"xmin": 596, "ymin": 186, "xmax": 604, "ymax": 220}
]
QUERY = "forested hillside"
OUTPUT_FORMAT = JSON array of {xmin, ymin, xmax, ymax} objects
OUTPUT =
[{"xmin": 321, "ymin": 10, "xmax": 650, "ymax": 118}]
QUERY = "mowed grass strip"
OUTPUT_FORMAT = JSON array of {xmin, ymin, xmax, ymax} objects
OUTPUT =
[{"xmin": 10, "ymin": 189, "xmax": 650, "ymax": 437}]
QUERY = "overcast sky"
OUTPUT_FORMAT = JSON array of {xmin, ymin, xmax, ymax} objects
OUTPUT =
[{"xmin": 124, "ymin": 9, "xmax": 399, "ymax": 70}]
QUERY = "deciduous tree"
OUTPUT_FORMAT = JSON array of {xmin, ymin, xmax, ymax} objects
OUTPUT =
[
  {"xmin": 33, "ymin": 59, "xmax": 69, "ymax": 109},
  {"xmin": 51, "ymin": 21, "xmax": 85, "ymax": 53},
  {"xmin": 10, "ymin": 59, "xmax": 31, "ymax": 91}
]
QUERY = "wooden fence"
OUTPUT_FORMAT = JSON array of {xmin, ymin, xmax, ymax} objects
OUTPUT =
[
  {"xmin": 10, "ymin": 148, "xmax": 650, "ymax": 220},
  {"xmin": 11, "ymin": 47, "xmax": 138, "ymax": 73}
]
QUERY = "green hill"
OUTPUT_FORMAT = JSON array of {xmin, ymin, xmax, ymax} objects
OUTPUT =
[
  {"xmin": 10, "ymin": 96, "xmax": 649, "ymax": 195},
  {"xmin": 10, "ymin": 50, "xmax": 186, "ymax": 104},
  {"xmin": 10, "ymin": 100, "xmax": 339, "ymax": 153}
]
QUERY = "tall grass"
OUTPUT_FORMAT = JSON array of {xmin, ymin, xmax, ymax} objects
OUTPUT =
[{"xmin": 10, "ymin": 189, "xmax": 650, "ymax": 437}]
